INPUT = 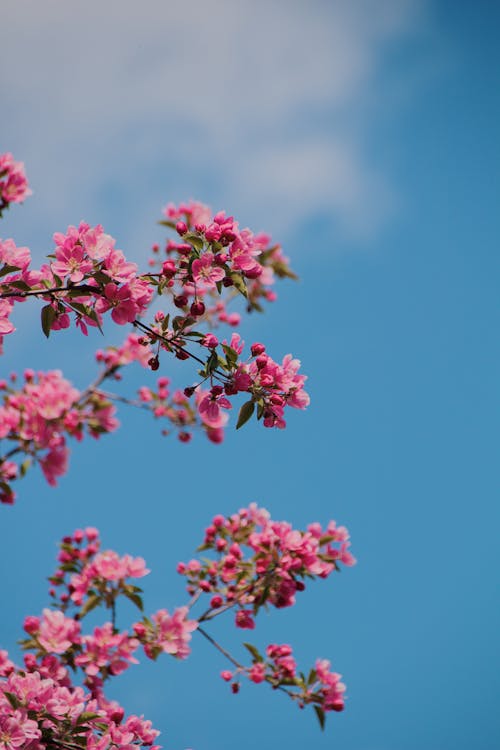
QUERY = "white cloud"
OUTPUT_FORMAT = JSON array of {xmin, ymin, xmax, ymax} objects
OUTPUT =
[{"xmin": 1, "ymin": 0, "xmax": 424, "ymax": 245}]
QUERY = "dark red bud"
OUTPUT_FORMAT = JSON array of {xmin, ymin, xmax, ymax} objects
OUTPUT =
[
  {"xmin": 148, "ymin": 356, "xmax": 160, "ymax": 371},
  {"xmin": 251, "ymin": 343, "xmax": 266, "ymax": 356},
  {"xmin": 244, "ymin": 265, "xmax": 262, "ymax": 279},
  {"xmin": 176, "ymin": 220, "xmax": 188, "ymax": 236},
  {"xmin": 174, "ymin": 295, "xmax": 188, "ymax": 308},
  {"xmin": 190, "ymin": 300, "xmax": 206, "ymax": 317}
]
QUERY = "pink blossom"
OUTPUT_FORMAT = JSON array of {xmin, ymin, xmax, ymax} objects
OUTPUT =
[
  {"xmin": 191, "ymin": 253, "xmax": 225, "ymax": 289},
  {"xmin": 146, "ymin": 606, "xmax": 198, "ymax": 659},
  {"xmin": 51, "ymin": 243, "xmax": 93, "ymax": 283},
  {"xmin": 37, "ymin": 609, "xmax": 81, "ymax": 654}
]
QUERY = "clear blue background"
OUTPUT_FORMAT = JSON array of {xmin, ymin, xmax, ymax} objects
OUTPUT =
[{"xmin": 1, "ymin": 2, "xmax": 498, "ymax": 749}]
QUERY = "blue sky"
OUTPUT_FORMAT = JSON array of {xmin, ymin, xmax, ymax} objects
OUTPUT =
[{"xmin": 1, "ymin": 2, "xmax": 498, "ymax": 749}]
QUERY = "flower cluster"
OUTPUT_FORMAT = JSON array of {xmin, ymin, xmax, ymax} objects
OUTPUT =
[
  {"xmin": 0, "ymin": 370, "xmax": 119, "ymax": 504},
  {"xmin": 0, "ymin": 152, "xmax": 31, "ymax": 216},
  {"xmin": 47, "ymin": 527, "xmax": 149, "ymax": 614},
  {"xmin": 0, "ymin": 152, "xmax": 355, "ymax": 741},
  {"xmin": 221, "ymin": 644, "xmax": 346, "ymax": 725},
  {"xmin": 0, "ymin": 160, "xmax": 309, "ymax": 467},
  {"xmin": 158, "ymin": 200, "xmax": 296, "ymax": 319},
  {"xmin": 133, "ymin": 607, "xmax": 198, "ymax": 661},
  {"xmin": 178, "ymin": 503, "xmax": 355, "ymax": 618},
  {"xmin": 2, "ymin": 502, "xmax": 353, "ymax": 741},
  {"xmin": 0, "ymin": 665, "xmax": 160, "ymax": 749}
]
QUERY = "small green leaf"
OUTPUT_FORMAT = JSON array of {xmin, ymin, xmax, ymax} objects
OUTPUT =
[
  {"xmin": 123, "ymin": 590, "xmax": 144, "ymax": 612},
  {"xmin": 314, "ymin": 705, "xmax": 326, "ymax": 730},
  {"xmin": 243, "ymin": 642, "xmax": 264, "ymax": 662},
  {"xmin": 184, "ymin": 232, "xmax": 204, "ymax": 251},
  {"xmin": 206, "ymin": 349, "xmax": 219, "ymax": 374},
  {"xmin": 158, "ymin": 219, "xmax": 177, "ymax": 229},
  {"xmin": 1, "ymin": 278, "xmax": 31, "ymax": 290},
  {"xmin": 307, "ymin": 668, "xmax": 317, "ymax": 686},
  {"xmin": 230, "ymin": 272, "xmax": 248, "ymax": 298},
  {"xmin": 76, "ymin": 711, "xmax": 101, "ymax": 725},
  {"xmin": 3, "ymin": 691, "xmax": 20, "ymax": 709},
  {"xmin": 236, "ymin": 400, "xmax": 255, "ymax": 429},
  {"xmin": 256, "ymin": 399, "xmax": 265, "ymax": 420},
  {"xmin": 222, "ymin": 344, "xmax": 238, "ymax": 367},
  {"xmin": 0, "ymin": 264, "xmax": 20, "ymax": 278},
  {"xmin": 40, "ymin": 304, "xmax": 56, "ymax": 338},
  {"xmin": 79, "ymin": 593, "xmax": 101, "ymax": 617},
  {"xmin": 19, "ymin": 459, "xmax": 31, "ymax": 478}
]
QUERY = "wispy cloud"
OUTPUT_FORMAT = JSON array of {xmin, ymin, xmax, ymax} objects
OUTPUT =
[{"xmin": 1, "ymin": 0, "xmax": 425, "ymax": 245}]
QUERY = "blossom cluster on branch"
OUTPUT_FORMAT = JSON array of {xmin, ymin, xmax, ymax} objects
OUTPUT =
[
  {"xmin": 1, "ymin": 505, "xmax": 354, "ymax": 748},
  {"xmin": 0, "ymin": 153, "xmax": 309, "ymax": 503},
  {"xmin": 0, "ymin": 154, "xmax": 355, "ymax": 747}
]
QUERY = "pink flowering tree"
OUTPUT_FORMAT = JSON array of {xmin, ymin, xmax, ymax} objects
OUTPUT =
[{"xmin": 0, "ymin": 154, "xmax": 355, "ymax": 748}]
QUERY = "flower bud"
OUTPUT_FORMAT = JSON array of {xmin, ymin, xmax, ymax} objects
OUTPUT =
[
  {"xmin": 148, "ymin": 356, "xmax": 160, "ymax": 371},
  {"xmin": 251, "ymin": 343, "xmax": 266, "ymax": 357},
  {"xmin": 174, "ymin": 294, "xmax": 188, "ymax": 308},
  {"xmin": 190, "ymin": 300, "xmax": 206, "ymax": 317}
]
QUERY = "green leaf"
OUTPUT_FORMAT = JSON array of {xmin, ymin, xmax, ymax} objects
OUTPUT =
[
  {"xmin": 307, "ymin": 668, "xmax": 317, "ymax": 686},
  {"xmin": 76, "ymin": 711, "xmax": 101, "ymax": 725},
  {"xmin": 274, "ymin": 263, "xmax": 299, "ymax": 280},
  {"xmin": 314, "ymin": 705, "xmax": 326, "ymax": 730},
  {"xmin": 256, "ymin": 399, "xmax": 265, "ymax": 420},
  {"xmin": 123, "ymin": 590, "xmax": 144, "ymax": 612},
  {"xmin": 158, "ymin": 219, "xmax": 177, "ymax": 229},
  {"xmin": 222, "ymin": 344, "xmax": 238, "ymax": 367},
  {"xmin": 248, "ymin": 300, "xmax": 264, "ymax": 313},
  {"xmin": 79, "ymin": 593, "xmax": 101, "ymax": 617},
  {"xmin": 40, "ymin": 304, "xmax": 56, "ymax": 338},
  {"xmin": 3, "ymin": 691, "xmax": 20, "ymax": 709},
  {"xmin": 85, "ymin": 307, "xmax": 104, "ymax": 334},
  {"xmin": 19, "ymin": 459, "xmax": 31, "ymax": 478},
  {"xmin": 243, "ymin": 642, "xmax": 263, "ymax": 663},
  {"xmin": 236, "ymin": 400, "xmax": 255, "ymax": 429},
  {"xmin": 184, "ymin": 232, "xmax": 204, "ymax": 251},
  {"xmin": 0, "ymin": 264, "xmax": 20, "ymax": 278},
  {"xmin": 1, "ymin": 278, "xmax": 31, "ymax": 290},
  {"xmin": 230, "ymin": 272, "xmax": 248, "ymax": 298},
  {"xmin": 206, "ymin": 349, "xmax": 219, "ymax": 374}
]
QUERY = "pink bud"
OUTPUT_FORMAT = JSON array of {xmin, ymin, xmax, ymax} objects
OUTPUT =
[
  {"xmin": 174, "ymin": 295, "xmax": 188, "ymax": 309},
  {"xmin": 190, "ymin": 300, "xmax": 206, "ymax": 317},
  {"xmin": 176, "ymin": 221, "xmax": 188, "ymax": 235},
  {"xmin": 251, "ymin": 343, "xmax": 266, "ymax": 356},
  {"xmin": 23, "ymin": 616, "xmax": 40, "ymax": 634},
  {"xmin": 133, "ymin": 622, "xmax": 147, "ymax": 638},
  {"xmin": 256, "ymin": 354, "xmax": 268, "ymax": 370}
]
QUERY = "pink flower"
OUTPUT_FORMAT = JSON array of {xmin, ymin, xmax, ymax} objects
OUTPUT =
[
  {"xmin": 248, "ymin": 662, "xmax": 266, "ymax": 683},
  {"xmin": 147, "ymin": 606, "xmax": 198, "ymax": 659},
  {"xmin": 51, "ymin": 243, "xmax": 93, "ymax": 283},
  {"xmin": 37, "ymin": 609, "xmax": 81, "ymax": 654},
  {"xmin": 0, "ymin": 238, "xmax": 31, "ymax": 270},
  {"xmin": 191, "ymin": 253, "xmax": 225, "ymax": 289},
  {"xmin": 235, "ymin": 610, "xmax": 255, "ymax": 630},
  {"xmin": 0, "ymin": 152, "xmax": 32, "ymax": 206},
  {"xmin": 197, "ymin": 387, "xmax": 232, "ymax": 429}
]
